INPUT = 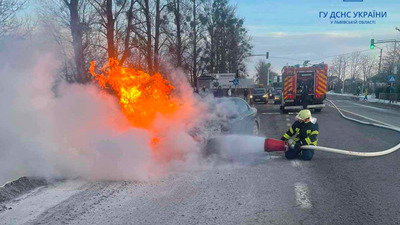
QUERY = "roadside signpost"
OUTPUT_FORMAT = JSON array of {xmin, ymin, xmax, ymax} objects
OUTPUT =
[
  {"xmin": 389, "ymin": 75, "xmax": 396, "ymax": 83},
  {"xmin": 233, "ymin": 78, "xmax": 239, "ymax": 87},
  {"xmin": 388, "ymin": 75, "xmax": 396, "ymax": 103}
]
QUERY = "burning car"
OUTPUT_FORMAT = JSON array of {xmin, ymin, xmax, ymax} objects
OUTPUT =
[
  {"xmin": 207, "ymin": 97, "xmax": 260, "ymax": 136},
  {"xmin": 190, "ymin": 97, "xmax": 260, "ymax": 146},
  {"xmin": 199, "ymin": 97, "xmax": 260, "ymax": 157}
]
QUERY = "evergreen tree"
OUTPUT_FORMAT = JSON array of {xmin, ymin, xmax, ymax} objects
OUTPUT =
[{"xmin": 202, "ymin": 0, "xmax": 252, "ymax": 74}]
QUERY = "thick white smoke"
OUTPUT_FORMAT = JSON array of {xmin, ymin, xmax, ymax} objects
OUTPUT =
[
  {"xmin": 0, "ymin": 38, "xmax": 210, "ymax": 184},
  {"xmin": 0, "ymin": 37, "xmax": 267, "ymax": 185}
]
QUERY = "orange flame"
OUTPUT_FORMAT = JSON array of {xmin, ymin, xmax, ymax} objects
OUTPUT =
[{"xmin": 89, "ymin": 58, "xmax": 177, "ymax": 129}]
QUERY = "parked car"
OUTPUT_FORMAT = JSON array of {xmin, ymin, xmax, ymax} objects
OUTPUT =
[
  {"xmin": 269, "ymin": 90, "xmax": 278, "ymax": 99},
  {"xmin": 250, "ymin": 88, "xmax": 268, "ymax": 104},
  {"xmin": 273, "ymin": 92, "xmax": 282, "ymax": 104},
  {"xmin": 268, "ymin": 89, "xmax": 276, "ymax": 99}
]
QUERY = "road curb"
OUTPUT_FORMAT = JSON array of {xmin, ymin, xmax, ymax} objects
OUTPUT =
[{"xmin": 327, "ymin": 94, "xmax": 400, "ymax": 110}]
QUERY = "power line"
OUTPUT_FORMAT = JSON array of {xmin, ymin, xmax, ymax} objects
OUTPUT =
[
  {"xmin": 308, "ymin": 49, "xmax": 372, "ymax": 62},
  {"xmin": 252, "ymin": 48, "xmax": 380, "ymax": 64},
  {"xmin": 270, "ymin": 56, "xmax": 308, "ymax": 61},
  {"xmin": 250, "ymin": 54, "xmax": 307, "ymax": 61}
]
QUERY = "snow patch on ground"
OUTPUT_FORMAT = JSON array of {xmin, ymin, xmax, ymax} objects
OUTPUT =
[
  {"xmin": 0, "ymin": 179, "xmax": 87, "ymax": 225},
  {"xmin": 328, "ymin": 92, "xmax": 400, "ymax": 106},
  {"xmin": 0, "ymin": 177, "xmax": 47, "ymax": 204}
]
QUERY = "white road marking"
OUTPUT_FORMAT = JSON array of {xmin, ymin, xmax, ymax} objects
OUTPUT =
[
  {"xmin": 332, "ymin": 101, "xmax": 389, "ymax": 112},
  {"xmin": 353, "ymin": 103, "xmax": 389, "ymax": 112},
  {"xmin": 286, "ymin": 123, "xmax": 291, "ymax": 127},
  {"xmin": 294, "ymin": 183, "xmax": 312, "ymax": 209},
  {"xmin": 332, "ymin": 105, "xmax": 363, "ymax": 108},
  {"xmin": 327, "ymin": 104, "xmax": 398, "ymax": 128},
  {"xmin": 268, "ymin": 155, "xmax": 282, "ymax": 159},
  {"xmin": 286, "ymin": 118, "xmax": 290, "ymax": 122},
  {"xmin": 333, "ymin": 100, "xmax": 350, "ymax": 103},
  {"xmin": 291, "ymin": 160, "xmax": 302, "ymax": 167}
]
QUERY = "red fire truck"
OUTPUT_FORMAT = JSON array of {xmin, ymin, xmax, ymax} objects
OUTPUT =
[{"xmin": 281, "ymin": 63, "xmax": 328, "ymax": 113}]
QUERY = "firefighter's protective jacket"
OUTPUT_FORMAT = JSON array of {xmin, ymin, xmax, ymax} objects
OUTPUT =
[{"xmin": 281, "ymin": 120, "xmax": 319, "ymax": 146}]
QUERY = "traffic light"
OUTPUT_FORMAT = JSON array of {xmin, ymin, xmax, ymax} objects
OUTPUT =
[
  {"xmin": 370, "ymin": 39, "xmax": 375, "ymax": 49},
  {"xmin": 266, "ymin": 52, "xmax": 269, "ymax": 59}
]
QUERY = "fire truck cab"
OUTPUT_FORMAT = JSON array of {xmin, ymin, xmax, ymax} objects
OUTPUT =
[{"xmin": 281, "ymin": 64, "xmax": 327, "ymax": 113}]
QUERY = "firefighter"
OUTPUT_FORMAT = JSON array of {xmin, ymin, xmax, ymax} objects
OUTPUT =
[
  {"xmin": 243, "ymin": 88, "xmax": 248, "ymax": 101},
  {"xmin": 301, "ymin": 85, "xmax": 309, "ymax": 109},
  {"xmin": 281, "ymin": 109, "xmax": 319, "ymax": 160}
]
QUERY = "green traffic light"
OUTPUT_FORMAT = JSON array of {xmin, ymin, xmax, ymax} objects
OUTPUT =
[{"xmin": 370, "ymin": 39, "xmax": 375, "ymax": 49}]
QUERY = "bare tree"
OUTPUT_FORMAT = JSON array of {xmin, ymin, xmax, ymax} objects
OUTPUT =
[
  {"xmin": 154, "ymin": 0, "xmax": 162, "ymax": 72},
  {"xmin": 63, "ymin": 0, "xmax": 88, "ymax": 83},
  {"xmin": 38, "ymin": 0, "xmax": 96, "ymax": 83},
  {"xmin": 330, "ymin": 55, "xmax": 348, "ymax": 81},
  {"xmin": 153, "ymin": 0, "xmax": 171, "ymax": 73},
  {"xmin": 381, "ymin": 43, "xmax": 400, "ymax": 74},
  {"xmin": 120, "ymin": 0, "xmax": 135, "ymax": 65},
  {"xmin": 135, "ymin": 0, "xmax": 153, "ymax": 73},
  {"xmin": 165, "ymin": 0, "xmax": 190, "ymax": 70},
  {"xmin": 329, "ymin": 55, "xmax": 349, "ymax": 93},
  {"xmin": 360, "ymin": 54, "xmax": 377, "ymax": 91},
  {"xmin": 0, "ymin": 0, "xmax": 27, "ymax": 38},
  {"xmin": 89, "ymin": 0, "xmax": 135, "ymax": 65},
  {"xmin": 188, "ymin": 0, "xmax": 207, "ymax": 86},
  {"xmin": 255, "ymin": 60, "xmax": 268, "ymax": 86},
  {"xmin": 36, "ymin": 0, "xmax": 253, "ymax": 84},
  {"xmin": 348, "ymin": 51, "xmax": 361, "ymax": 81}
]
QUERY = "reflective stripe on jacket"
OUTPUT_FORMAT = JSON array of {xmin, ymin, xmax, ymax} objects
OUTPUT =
[{"xmin": 282, "ymin": 120, "xmax": 319, "ymax": 146}]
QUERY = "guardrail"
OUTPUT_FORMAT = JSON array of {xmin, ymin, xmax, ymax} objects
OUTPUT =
[{"xmin": 378, "ymin": 93, "xmax": 399, "ymax": 103}]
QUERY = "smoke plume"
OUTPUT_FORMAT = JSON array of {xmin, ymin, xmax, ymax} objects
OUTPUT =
[
  {"xmin": 0, "ymin": 37, "xmax": 210, "ymax": 184},
  {"xmin": 0, "ymin": 37, "xmax": 266, "ymax": 185}
]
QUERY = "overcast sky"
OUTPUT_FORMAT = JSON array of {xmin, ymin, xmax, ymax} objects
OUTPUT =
[{"xmin": 229, "ymin": 0, "xmax": 400, "ymax": 76}]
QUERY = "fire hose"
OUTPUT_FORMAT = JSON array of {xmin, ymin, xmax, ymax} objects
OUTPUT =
[{"xmin": 265, "ymin": 99, "xmax": 400, "ymax": 157}]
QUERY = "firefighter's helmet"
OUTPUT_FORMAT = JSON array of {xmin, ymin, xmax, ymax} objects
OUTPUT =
[{"xmin": 296, "ymin": 110, "xmax": 312, "ymax": 123}]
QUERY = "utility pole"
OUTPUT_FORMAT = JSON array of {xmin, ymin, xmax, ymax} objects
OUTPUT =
[
  {"xmin": 250, "ymin": 52, "xmax": 270, "ymax": 88},
  {"xmin": 370, "ymin": 38, "xmax": 400, "ymax": 99},
  {"xmin": 379, "ymin": 48, "xmax": 383, "ymax": 73},
  {"xmin": 267, "ymin": 64, "xmax": 270, "ymax": 89},
  {"xmin": 393, "ymin": 41, "xmax": 397, "ymax": 74},
  {"xmin": 371, "ymin": 40, "xmax": 399, "ymax": 69},
  {"xmin": 390, "ymin": 40, "xmax": 397, "ymax": 100},
  {"xmin": 374, "ymin": 46, "xmax": 383, "ymax": 73},
  {"xmin": 372, "ymin": 46, "xmax": 383, "ymax": 95}
]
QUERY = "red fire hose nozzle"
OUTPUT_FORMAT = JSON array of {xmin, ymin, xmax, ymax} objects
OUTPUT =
[{"xmin": 264, "ymin": 138, "xmax": 288, "ymax": 152}]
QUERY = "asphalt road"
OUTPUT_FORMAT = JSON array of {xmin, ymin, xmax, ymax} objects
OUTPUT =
[{"xmin": 1, "ymin": 95, "xmax": 400, "ymax": 225}]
